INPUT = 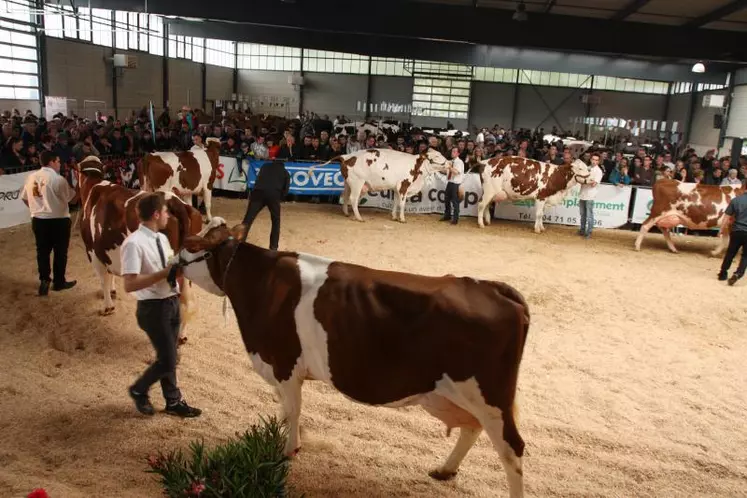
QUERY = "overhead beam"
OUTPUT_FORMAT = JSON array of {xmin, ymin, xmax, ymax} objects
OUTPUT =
[
  {"xmin": 69, "ymin": 0, "xmax": 747, "ymax": 63},
  {"xmin": 683, "ymin": 0, "xmax": 747, "ymax": 28},
  {"xmin": 609, "ymin": 0, "xmax": 652, "ymax": 21},
  {"xmin": 168, "ymin": 19, "xmax": 734, "ymax": 83}
]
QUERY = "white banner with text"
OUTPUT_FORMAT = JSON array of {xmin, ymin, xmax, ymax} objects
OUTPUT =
[
  {"xmin": 0, "ymin": 172, "xmax": 32, "ymax": 229},
  {"xmin": 357, "ymin": 174, "xmax": 632, "ymax": 229}
]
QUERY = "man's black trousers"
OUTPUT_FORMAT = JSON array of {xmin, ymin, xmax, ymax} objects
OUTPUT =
[
  {"xmin": 132, "ymin": 296, "xmax": 182, "ymax": 403},
  {"xmin": 31, "ymin": 217, "xmax": 71, "ymax": 285},
  {"xmin": 720, "ymin": 230, "xmax": 747, "ymax": 277},
  {"xmin": 242, "ymin": 190, "xmax": 282, "ymax": 250}
]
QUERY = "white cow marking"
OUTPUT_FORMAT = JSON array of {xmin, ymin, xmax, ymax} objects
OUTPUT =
[{"xmin": 294, "ymin": 253, "xmax": 333, "ymax": 383}]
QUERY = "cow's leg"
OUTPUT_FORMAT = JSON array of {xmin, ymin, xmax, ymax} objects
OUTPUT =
[
  {"xmin": 435, "ymin": 380, "xmax": 524, "ymax": 497},
  {"xmin": 397, "ymin": 194, "xmax": 407, "ymax": 223},
  {"xmin": 479, "ymin": 407, "xmax": 524, "ymax": 498},
  {"xmin": 533, "ymin": 200, "xmax": 547, "ymax": 233},
  {"xmin": 661, "ymin": 228, "xmax": 678, "ymax": 253},
  {"xmin": 348, "ymin": 182, "xmax": 365, "ymax": 222},
  {"xmin": 429, "ymin": 427, "xmax": 483, "ymax": 480},
  {"xmin": 484, "ymin": 202, "xmax": 493, "ymax": 226},
  {"xmin": 201, "ymin": 188, "xmax": 213, "ymax": 223},
  {"xmin": 391, "ymin": 191, "xmax": 399, "ymax": 221},
  {"xmin": 341, "ymin": 183, "xmax": 351, "ymax": 216},
  {"xmin": 93, "ymin": 259, "xmax": 115, "ymax": 315},
  {"xmin": 277, "ymin": 376, "xmax": 304, "ymax": 457},
  {"xmin": 634, "ymin": 216, "xmax": 660, "ymax": 251}
]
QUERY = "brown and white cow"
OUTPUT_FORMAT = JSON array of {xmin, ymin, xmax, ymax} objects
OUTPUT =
[
  {"xmin": 179, "ymin": 217, "xmax": 530, "ymax": 497},
  {"xmin": 312, "ymin": 148, "xmax": 449, "ymax": 223},
  {"xmin": 634, "ymin": 179, "xmax": 745, "ymax": 256},
  {"xmin": 476, "ymin": 156, "xmax": 592, "ymax": 233},
  {"xmin": 76, "ymin": 157, "xmax": 203, "ymax": 340},
  {"xmin": 139, "ymin": 137, "xmax": 221, "ymax": 222}
]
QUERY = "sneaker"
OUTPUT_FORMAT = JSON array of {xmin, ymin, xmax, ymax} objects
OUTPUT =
[
  {"xmin": 129, "ymin": 387, "xmax": 155, "ymax": 416},
  {"xmin": 52, "ymin": 280, "xmax": 77, "ymax": 291},
  {"xmin": 718, "ymin": 271, "xmax": 728, "ymax": 281},
  {"xmin": 728, "ymin": 274, "xmax": 742, "ymax": 286},
  {"xmin": 38, "ymin": 280, "xmax": 50, "ymax": 296},
  {"xmin": 165, "ymin": 399, "xmax": 202, "ymax": 418}
]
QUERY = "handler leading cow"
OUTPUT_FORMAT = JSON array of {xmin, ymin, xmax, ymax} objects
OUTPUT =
[
  {"xmin": 178, "ymin": 218, "xmax": 530, "ymax": 497},
  {"xmin": 476, "ymin": 156, "xmax": 592, "ymax": 233}
]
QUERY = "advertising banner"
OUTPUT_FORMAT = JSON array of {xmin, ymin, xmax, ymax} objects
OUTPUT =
[
  {"xmin": 491, "ymin": 184, "xmax": 632, "ymax": 229},
  {"xmin": 630, "ymin": 187, "xmax": 653, "ymax": 224},
  {"xmin": 214, "ymin": 156, "xmax": 249, "ymax": 192},
  {"xmin": 247, "ymin": 160, "xmax": 345, "ymax": 196},
  {"xmin": 0, "ymin": 172, "xmax": 32, "ymax": 229},
  {"xmin": 358, "ymin": 173, "xmax": 483, "ymax": 217}
]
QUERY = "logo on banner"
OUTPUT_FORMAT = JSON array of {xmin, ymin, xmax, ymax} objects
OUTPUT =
[{"xmin": 0, "ymin": 188, "xmax": 21, "ymax": 201}]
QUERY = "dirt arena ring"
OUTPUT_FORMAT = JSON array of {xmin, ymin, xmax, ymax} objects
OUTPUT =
[{"xmin": 1, "ymin": 197, "xmax": 746, "ymax": 497}]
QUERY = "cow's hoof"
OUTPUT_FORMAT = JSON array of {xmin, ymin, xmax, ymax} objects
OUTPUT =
[
  {"xmin": 100, "ymin": 307, "xmax": 115, "ymax": 316},
  {"xmin": 110, "ymin": 290, "xmax": 117, "ymax": 298},
  {"xmin": 429, "ymin": 469, "xmax": 458, "ymax": 481},
  {"xmin": 177, "ymin": 336, "xmax": 188, "ymax": 346}
]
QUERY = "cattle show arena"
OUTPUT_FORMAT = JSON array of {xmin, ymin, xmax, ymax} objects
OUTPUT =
[{"xmin": 1, "ymin": 197, "xmax": 745, "ymax": 498}]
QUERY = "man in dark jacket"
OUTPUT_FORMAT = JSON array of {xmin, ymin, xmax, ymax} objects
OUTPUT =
[{"xmin": 242, "ymin": 160, "xmax": 291, "ymax": 251}]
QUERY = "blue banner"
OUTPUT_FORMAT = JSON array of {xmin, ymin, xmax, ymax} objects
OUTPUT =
[{"xmin": 246, "ymin": 160, "xmax": 345, "ymax": 196}]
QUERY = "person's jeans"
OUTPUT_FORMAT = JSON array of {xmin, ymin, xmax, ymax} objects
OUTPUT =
[{"xmin": 579, "ymin": 200, "xmax": 594, "ymax": 236}]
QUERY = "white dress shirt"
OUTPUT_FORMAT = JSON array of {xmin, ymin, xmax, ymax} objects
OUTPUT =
[
  {"xmin": 21, "ymin": 167, "xmax": 76, "ymax": 219},
  {"xmin": 579, "ymin": 165, "xmax": 604, "ymax": 201},
  {"xmin": 448, "ymin": 157, "xmax": 465, "ymax": 185},
  {"xmin": 121, "ymin": 224, "xmax": 178, "ymax": 300}
]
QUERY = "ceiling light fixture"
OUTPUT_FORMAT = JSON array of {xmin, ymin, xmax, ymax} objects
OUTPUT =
[{"xmin": 691, "ymin": 62, "xmax": 706, "ymax": 73}]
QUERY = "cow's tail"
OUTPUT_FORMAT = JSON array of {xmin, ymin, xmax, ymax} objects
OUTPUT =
[{"xmin": 308, "ymin": 155, "xmax": 344, "ymax": 173}]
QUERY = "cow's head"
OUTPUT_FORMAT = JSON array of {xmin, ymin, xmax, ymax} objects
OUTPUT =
[
  {"xmin": 179, "ymin": 217, "xmax": 247, "ymax": 297},
  {"xmin": 204, "ymin": 137, "xmax": 221, "ymax": 172},
  {"xmin": 76, "ymin": 156, "xmax": 106, "ymax": 200},
  {"xmin": 422, "ymin": 148, "xmax": 449, "ymax": 172},
  {"xmin": 569, "ymin": 158, "xmax": 592, "ymax": 184}
]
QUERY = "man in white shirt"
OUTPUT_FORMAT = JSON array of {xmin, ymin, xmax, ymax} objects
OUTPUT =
[
  {"xmin": 121, "ymin": 192, "xmax": 201, "ymax": 418},
  {"xmin": 578, "ymin": 152, "xmax": 604, "ymax": 239},
  {"xmin": 440, "ymin": 146, "xmax": 465, "ymax": 225},
  {"xmin": 21, "ymin": 151, "xmax": 78, "ymax": 296}
]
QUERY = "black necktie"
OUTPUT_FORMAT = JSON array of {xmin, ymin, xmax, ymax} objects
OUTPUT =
[{"xmin": 155, "ymin": 236, "xmax": 167, "ymax": 269}]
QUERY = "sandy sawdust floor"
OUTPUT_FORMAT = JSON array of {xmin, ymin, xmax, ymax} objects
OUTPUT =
[{"xmin": 1, "ymin": 197, "xmax": 746, "ymax": 498}]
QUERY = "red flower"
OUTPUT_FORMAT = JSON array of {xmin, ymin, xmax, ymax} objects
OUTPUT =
[
  {"xmin": 27, "ymin": 489, "xmax": 49, "ymax": 498},
  {"xmin": 189, "ymin": 481, "xmax": 206, "ymax": 496}
]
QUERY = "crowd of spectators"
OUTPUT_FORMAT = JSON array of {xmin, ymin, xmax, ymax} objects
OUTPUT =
[{"xmin": 2, "ymin": 106, "xmax": 746, "ymax": 191}]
